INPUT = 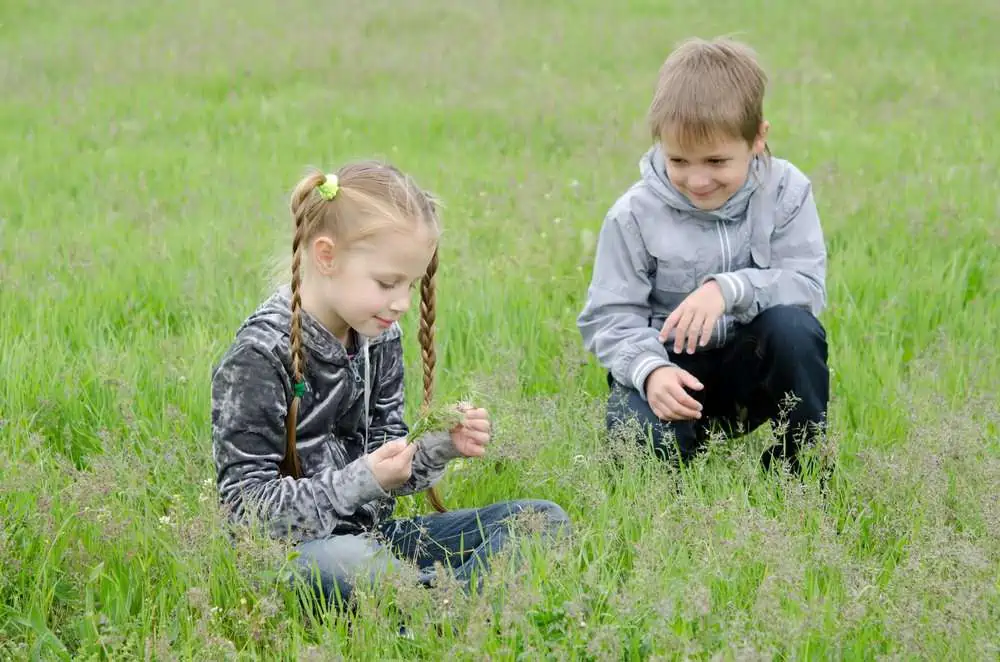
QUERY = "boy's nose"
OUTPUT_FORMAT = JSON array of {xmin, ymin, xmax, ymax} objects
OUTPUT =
[{"xmin": 688, "ymin": 171, "xmax": 710, "ymax": 189}]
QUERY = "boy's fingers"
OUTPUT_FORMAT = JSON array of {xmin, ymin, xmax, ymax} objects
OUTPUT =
[
  {"xmin": 672, "ymin": 309, "xmax": 696, "ymax": 353},
  {"xmin": 667, "ymin": 381, "xmax": 702, "ymax": 413},
  {"xmin": 686, "ymin": 312, "xmax": 705, "ymax": 353},
  {"xmin": 650, "ymin": 391, "xmax": 673, "ymax": 421},
  {"xmin": 699, "ymin": 314, "xmax": 716, "ymax": 347},
  {"xmin": 665, "ymin": 394, "xmax": 700, "ymax": 420},
  {"xmin": 659, "ymin": 309, "xmax": 681, "ymax": 342},
  {"xmin": 677, "ymin": 369, "xmax": 704, "ymax": 391}
]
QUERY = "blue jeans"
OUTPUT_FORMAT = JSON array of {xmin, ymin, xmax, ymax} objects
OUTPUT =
[
  {"xmin": 607, "ymin": 305, "xmax": 829, "ymax": 473},
  {"xmin": 294, "ymin": 499, "xmax": 569, "ymax": 606}
]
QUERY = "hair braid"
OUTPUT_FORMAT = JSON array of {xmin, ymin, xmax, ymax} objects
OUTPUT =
[
  {"xmin": 418, "ymin": 247, "xmax": 446, "ymax": 512},
  {"xmin": 418, "ymin": 248, "xmax": 438, "ymax": 407},
  {"xmin": 280, "ymin": 184, "xmax": 316, "ymax": 479}
]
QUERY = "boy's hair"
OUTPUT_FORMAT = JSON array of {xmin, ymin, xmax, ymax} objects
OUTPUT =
[
  {"xmin": 281, "ymin": 160, "xmax": 448, "ymax": 513},
  {"xmin": 647, "ymin": 36, "xmax": 767, "ymax": 148}
]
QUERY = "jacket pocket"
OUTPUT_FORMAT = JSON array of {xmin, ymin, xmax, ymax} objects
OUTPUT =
[{"xmin": 654, "ymin": 265, "xmax": 697, "ymax": 294}]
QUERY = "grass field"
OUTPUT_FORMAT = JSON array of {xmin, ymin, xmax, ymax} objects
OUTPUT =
[{"xmin": 2, "ymin": 0, "xmax": 999, "ymax": 659}]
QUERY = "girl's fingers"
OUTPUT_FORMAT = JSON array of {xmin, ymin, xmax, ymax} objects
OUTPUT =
[
  {"xmin": 463, "ymin": 418, "xmax": 491, "ymax": 433},
  {"xmin": 374, "ymin": 439, "xmax": 408, "ymax": 458}
]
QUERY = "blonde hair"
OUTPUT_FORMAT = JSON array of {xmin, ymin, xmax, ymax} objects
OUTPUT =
[
  {"xmin": 647, "ymin": 36, "xmax": 768, "ymax": 149},
  {"xmin": 280, "ymin": 160, "xmax": 448, "ymax": 513}
]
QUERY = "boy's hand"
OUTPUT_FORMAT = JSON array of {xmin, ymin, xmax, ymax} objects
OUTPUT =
[
  {"xmin": 659, "ymin": 280, "xmax": 726, "ymax": 354},
  {"xmin": 449, "ymin": 405, "xmax": 491, "ymax": 458},
  {"xmin": 645, "ymin": 366, "xmax": 704, "ymax": 421},
  {"xmin": 366, "ymin": 439, "xmax": 419, "ymax": 490}
]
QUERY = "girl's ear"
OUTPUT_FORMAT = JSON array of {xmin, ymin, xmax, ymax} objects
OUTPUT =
[
  {"xmin": 753, "ymin": 120, "xmax": 770, "ymax": 154},
  {"xmin": 311, "ymin": 236, "xmax": 338, "ymax": 275}
]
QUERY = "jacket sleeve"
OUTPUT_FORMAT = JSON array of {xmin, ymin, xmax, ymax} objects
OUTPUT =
[
  {"xmin": 366, "ymin": 332, "xmax": 462, "ymax": 497},
  {"xmin": 576, "ymin": 208, "xmax": 674, "ymax": 398},
  {"xmin": 707, "ymin": 175, "xmax": 827, "ymax": 324},
  {"xmin": 212, "ymin": 343, "xmax": 386, "ymax": 543}
]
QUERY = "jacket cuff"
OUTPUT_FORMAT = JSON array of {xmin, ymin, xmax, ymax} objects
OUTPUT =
[
  {"xmin": 705, "ymin": 272, "xmax": 753, "ymax": 313},
  {"xmin": 414, "ymin": 430, "xmax": 463, "ymax": 468},
  {"xmin": 339, "ymin": 455, "xmax": 389, "ymax": 505},
  {"xmin": 629, "ymin": 351, "xmax": 672, "ymax": 400}
]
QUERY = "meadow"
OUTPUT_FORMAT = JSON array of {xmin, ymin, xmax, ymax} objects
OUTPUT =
[{"xmin": 1, "ymin": 0, "xmax": 998, "ymax": 659}]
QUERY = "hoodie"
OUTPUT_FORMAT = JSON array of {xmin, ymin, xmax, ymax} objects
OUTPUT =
[
  {"xmin": 577, "ymin": 144, "xmax": 827, "ymax": 398},
  {"xmin": 210, "ymin": 286, "xmax": 462, "ymax": 544}
]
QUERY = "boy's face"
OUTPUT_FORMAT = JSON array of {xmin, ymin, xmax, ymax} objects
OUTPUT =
[{"xmin": 661, "ymin": 122, "xmax": 768, "ymax": 211}]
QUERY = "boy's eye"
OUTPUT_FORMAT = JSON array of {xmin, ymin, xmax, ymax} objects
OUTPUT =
[
  {"xmin": 669, "ymin": 158, "xmax": 686, "ymax": 165},
  {"xmin": 377, "ymin": 281, "xmax": 395, "ymax": 290},
  {"xmin": 708, "ymin": 158, "xmax": 728, "ymax": 165}
]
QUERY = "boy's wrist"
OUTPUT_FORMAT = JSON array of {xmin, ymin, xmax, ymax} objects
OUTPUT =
[
  {"xmin": 630, "ymin": 352, "xmax": 672, "ymax": 399},
  {"xmin": 704, "ymin": 272, "xmax": 751, "ymax": 313}
]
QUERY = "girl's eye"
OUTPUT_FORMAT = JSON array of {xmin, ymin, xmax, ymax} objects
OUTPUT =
[
  {"xmin": 377, "ymin": 281, "xmax": 395, "ymax": 290},
  {"xmin": 709, "ymin": 159, "xmax": 728, "ymax": 165}
]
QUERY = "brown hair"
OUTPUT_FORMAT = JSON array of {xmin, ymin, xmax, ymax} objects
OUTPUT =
[
  {"xmin": 279, "ymin": 160, "xmax": 449, "ymax": 513},
  {"xmin": 647, "ymin": 36, "xmax": 768, "ymax": 150}
]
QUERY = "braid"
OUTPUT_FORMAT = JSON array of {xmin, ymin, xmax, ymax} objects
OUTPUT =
[
  {"xmin": 280, "ymin": 186, "xmax": 312, "ymax": 480},
  {"xmin": 418, "ymin": 247, "xmax": 446, "ymax": 513},
  {"xmin": 418, "ymin": 248, "xmax": 438, "ymax": 407}
]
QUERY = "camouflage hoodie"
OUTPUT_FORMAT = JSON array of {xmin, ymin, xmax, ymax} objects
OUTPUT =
[{"xmin": 210, "ymin": 286, "xmax": 461, "ymax": 543}]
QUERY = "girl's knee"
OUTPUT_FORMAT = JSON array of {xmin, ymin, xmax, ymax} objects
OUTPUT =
[{"xmin": 515, "ymin": 499, "xmax": 571, "ymax": 534}]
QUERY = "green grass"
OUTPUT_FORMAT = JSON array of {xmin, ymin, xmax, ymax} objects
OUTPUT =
[{"xmin": 2, "ymin": 0, "xmax": 999, "ymax": 658}]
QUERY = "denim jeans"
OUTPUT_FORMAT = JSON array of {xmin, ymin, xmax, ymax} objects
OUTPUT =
[
  {"xmin": 293, "ymin": 499, "xmax": 570, "ymax": 606},
  {"xmin": 607, "ymin": 305, "xmax": 829, "ymax": 472}
]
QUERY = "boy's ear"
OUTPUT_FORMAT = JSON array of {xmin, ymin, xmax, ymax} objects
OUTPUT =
[
  {"xmin": 753, "ymin": 120, "xmax": 770, "ymax": 154},
  {"xmin": 311, "ymin": 236, "xmax": 338, "ymax": 275}
]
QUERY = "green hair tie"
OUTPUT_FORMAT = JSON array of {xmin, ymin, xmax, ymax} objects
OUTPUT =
[
  {"xmin": 316, "ymin": 174, "xmax": 339, "ymax": 200},
  {"xmin": 293, "ymin": 381, "xmax": 306, "ymax": 398}
]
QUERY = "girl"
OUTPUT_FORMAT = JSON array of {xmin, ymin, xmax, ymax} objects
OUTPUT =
[
  {"xmin": 211, "ymin": 160, "xmax": 569, "ymax": 606},
  {"xmin": 577, "ymin": 37, "xmax": 830, "ymax": 474}
]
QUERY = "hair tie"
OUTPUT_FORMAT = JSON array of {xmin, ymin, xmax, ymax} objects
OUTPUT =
[{"xmin": 316, "ymin": 174, "xmax": 339, "ymax": 200}]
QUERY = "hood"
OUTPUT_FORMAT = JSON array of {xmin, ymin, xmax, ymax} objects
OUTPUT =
[
  {"xmin": 236, "ymin": 285, "xmax": 361, "ymax": 366},
  {"xmin": 639, "ymin": 143, "xmax": 761, "ymax": 223}
]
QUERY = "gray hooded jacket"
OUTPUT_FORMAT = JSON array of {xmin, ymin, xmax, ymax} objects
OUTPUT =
[
  {"xmin": 577, "ymin": 145, "xmax": 827, "ymax": 398},
  {"xmin": 211, "ymin": 286, "xmax": 461, "ymax": 543}
]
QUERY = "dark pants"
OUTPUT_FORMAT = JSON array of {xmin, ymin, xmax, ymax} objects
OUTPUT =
[
  {"xmin": 294, "ymin": 499, "xmax": 570, "ymax": 606},
  {"xmin": 606, "ymin": 305, "xmax": 829, "ymax": 473}
]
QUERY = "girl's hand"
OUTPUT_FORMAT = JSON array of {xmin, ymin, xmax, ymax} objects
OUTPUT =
[
  {"xmin": 450, "ymin": 405, "xmax": 491, "ymax": 458},
  {"xmin": 366, "ymin": 439, "xmax": 419, "ymax": 490},
  {"xmin": 659, "ymin": 280, "xmax": 726, "ymax": 354}
]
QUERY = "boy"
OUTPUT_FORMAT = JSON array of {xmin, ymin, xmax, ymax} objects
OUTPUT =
[{"xmin": 577, "ymin": 37, "xmax": 829, "ymax": 473}]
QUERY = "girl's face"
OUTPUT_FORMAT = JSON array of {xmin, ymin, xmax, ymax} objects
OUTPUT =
[
  {"xmin": 661, "ymin": 122, "xmax": 768, "ymax": 211},
  {"xmin": 306, "ymin": 224, "xmax": 436, "ymax": 344}
]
